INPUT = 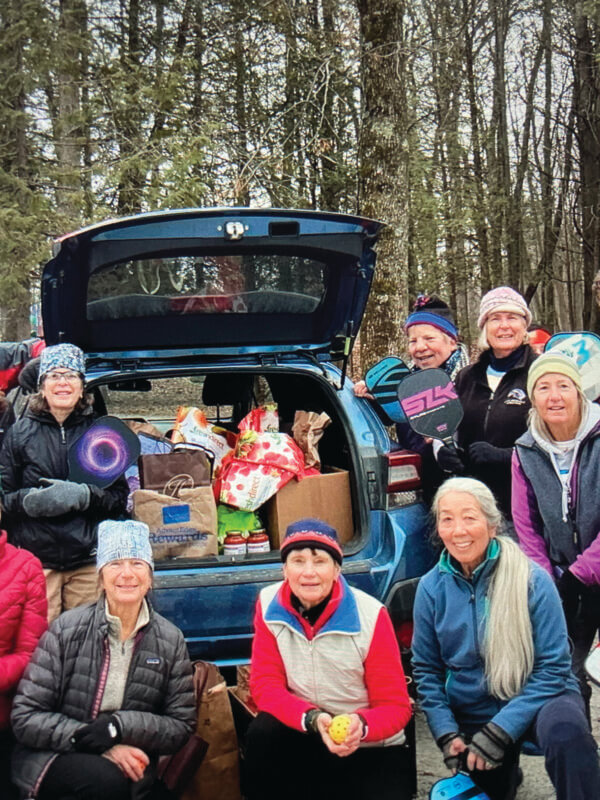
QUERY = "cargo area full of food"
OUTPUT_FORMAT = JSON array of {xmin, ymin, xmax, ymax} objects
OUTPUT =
[{"xmin": 96, "ymin": 370, "xmax": 359, "ymax": 565}]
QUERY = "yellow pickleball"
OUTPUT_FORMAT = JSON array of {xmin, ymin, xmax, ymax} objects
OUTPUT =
[{"xmin": 329, "ymin": 714, "xmax": 352, "ymax": 744}]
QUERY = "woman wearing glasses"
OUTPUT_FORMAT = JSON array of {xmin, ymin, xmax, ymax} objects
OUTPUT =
[{"xmin": 0, "ymin": 344, "xmax": 128, "ymax": 621}]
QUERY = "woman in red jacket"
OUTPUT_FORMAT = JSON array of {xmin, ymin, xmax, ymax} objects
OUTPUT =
[
  {"xmin": 245, "ymin": 518, "xmax": 413, "ymax": 800},
  {"xmin": 0, "ymin": 527, "xmax": 47, "ymax": 799}
]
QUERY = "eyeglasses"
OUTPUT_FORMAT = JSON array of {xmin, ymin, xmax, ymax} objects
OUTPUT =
[{"xmin": 44, "ymin": 371, "xmax": 82, "ymax": 383}]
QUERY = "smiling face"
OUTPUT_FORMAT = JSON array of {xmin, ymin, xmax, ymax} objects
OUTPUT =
[
  {"xmin": 283, "ymin": 547, "xmax": 340, "ymax": 609},
  {"xmin": 532, "ymin": 372, "xmax": 581, "ymax": 440},
  {"xmin": 407, "ymin": 324, "xmax": 457, "ymax": 370},
  {"xmin": 101, "ymin": 558, "xmax": 153, "ymax": 614},
  {"xmin": 41, "ymin": 370, "xmax": 83, "ymax": 418},
  {"xmin": 437, "ymin": 491, "xmax": 496, "ymax": 577},
  {"xmin": 484, "ymin": 312, "xmax": 527, "ymax": 358}
]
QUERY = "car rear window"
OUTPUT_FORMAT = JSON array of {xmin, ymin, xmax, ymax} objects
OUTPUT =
[{"xmin": 86, "ymin": 253, "xmax": 326, "ymax": 321}]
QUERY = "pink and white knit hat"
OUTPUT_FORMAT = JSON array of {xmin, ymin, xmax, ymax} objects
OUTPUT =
[{"xmin": 477, "ymin": 286, "xmax": 532, "ymax": 329}]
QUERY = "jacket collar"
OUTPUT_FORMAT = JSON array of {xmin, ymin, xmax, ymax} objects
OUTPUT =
[
  {"xmin": 475, "ymin": 344, "xmax": 534, "ymax": 377},
  {"xmin": 265, "ymin": 575, "xmax": 361, "ymax": 638},
  {"xmin": 439, "ymin": 538, "xmax": 500, "ymax": 582}
]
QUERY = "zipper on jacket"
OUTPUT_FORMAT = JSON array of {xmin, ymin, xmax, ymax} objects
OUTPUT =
[
  {"xmin": 483, "ymin": 393, "xmax": 494, "ymax": 438},
  {"xmin": 60, "ymin": 424, "xmax": 66, "ymax": 445}
]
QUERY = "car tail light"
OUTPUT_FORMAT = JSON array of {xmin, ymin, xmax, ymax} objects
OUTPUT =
[
  {"xmin": 386, "ymin": 451, "xmax": 421, "ymax": 508},
  {"xmin": 386, "ymin": 451, "xmax": 421, "ymax": 491}
]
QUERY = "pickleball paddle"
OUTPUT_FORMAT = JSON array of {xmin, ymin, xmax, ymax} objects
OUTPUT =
[
  {"xmin": 364, "ymin": 356, "xmax": 411, "ymax": 422},
  {"xmin": 396, "ymin": 368, "xmax": 463, "ymax": 448},
  {"xmin": 69, "ymin": 415, "xmax": 141, "ymax": 488},
  {"xmin": 545, "ymin": 331, "xmax": 600, "ymax": 401},
  {"xmin": 429, "ymin": 770, "xmax": 491, "ymax": 800}
]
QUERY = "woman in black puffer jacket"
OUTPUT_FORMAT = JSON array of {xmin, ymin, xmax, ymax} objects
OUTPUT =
[
  {"xmin": 10, "ymin": 520, "xmax": 195, "ymax": 800},
  {"xmin": 0, "ymin": 344, "xmax": 128, "ymax": 622}
]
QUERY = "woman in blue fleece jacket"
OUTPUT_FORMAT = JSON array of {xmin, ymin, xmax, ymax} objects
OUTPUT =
[{"xmin": 412, "ymin": 477, "xmax": 599, "ymax": 800}]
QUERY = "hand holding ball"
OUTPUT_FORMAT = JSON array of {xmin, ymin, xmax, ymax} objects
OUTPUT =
[{"xmin": 329, "ymin": 714, "xmax": 352, "ymax": 744}]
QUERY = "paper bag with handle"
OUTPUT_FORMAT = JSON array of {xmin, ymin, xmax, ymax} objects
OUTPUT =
[{"xmin": 181, "ymin": 662, "xmax": 242, "ymax": 800}]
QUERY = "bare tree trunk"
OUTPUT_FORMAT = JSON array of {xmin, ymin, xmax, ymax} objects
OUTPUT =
[
  {"xmin": 356, "ymin": 0, "xmax": 409, "ymax": 371},
  {"xmin": 55, "ymin": 0, "xmax": 87, "ymax": 219},
  {"xmin": 571, "ymin": 3, "xmax": 600, "ymax": 333},
  {"xmin": 464, "ymin": 1, "xmax": 490, "ymax": 292}
]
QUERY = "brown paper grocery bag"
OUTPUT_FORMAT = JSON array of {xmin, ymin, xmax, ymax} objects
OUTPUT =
[
  {"xmin": 139, "ymin": 449, "xmax": 211, "ymax": 494},
  {"xmin": 181, "ymin": 662, "xmax": 242, "ymax": 800},
  {"xmin": 132, "ymin": 486, "xmax": 217, "ymax": 560}
]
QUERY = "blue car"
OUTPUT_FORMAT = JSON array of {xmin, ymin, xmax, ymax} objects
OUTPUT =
[{"xmin": 41, "ymin": 207, "xmax": 435, "ymax": 664}]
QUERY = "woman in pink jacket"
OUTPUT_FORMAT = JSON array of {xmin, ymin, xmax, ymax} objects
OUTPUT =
[
  {"xmin": 245, "ymin": 518, "xmax": 413, "ymax": 800},
  {"xmin": 0, "ymin": 527, "xmax": 47, "ymax": 798}
]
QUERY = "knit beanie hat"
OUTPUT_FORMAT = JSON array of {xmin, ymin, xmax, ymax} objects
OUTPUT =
[
  {"xmin": 404, "ymin": 295, "xmax": 458, "ymax": 340},
  {"xmin": 477, "ymin": 287, "xmax": 532, "ymax": 329},
  {"xmin": 526, "ymin": 352, "xmax": 582, "ymax": 398},
  {"xmin": 96, "ymin": 519, "xmax": 154, "ymax": 571},
  {"xmin": 280, "ymin": 518, "xmax": 343, "ymax": 565},
  {"xmin": 38, "ymin": 343, "xmax": 86, "ymax": 386}
]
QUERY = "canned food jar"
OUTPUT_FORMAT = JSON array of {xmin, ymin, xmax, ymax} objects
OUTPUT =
[
  {"xmin": 247, "ymin": 529, "xmax": 270, "ymax": 554},
  {"xmin": 223, "ymin": 532, "xmax": 247, "ymax": 555}
]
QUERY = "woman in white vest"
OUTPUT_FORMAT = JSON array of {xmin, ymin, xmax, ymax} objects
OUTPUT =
[{"xmin": 244, "ymin": 518, "xmax": 413, "ymax": 800}]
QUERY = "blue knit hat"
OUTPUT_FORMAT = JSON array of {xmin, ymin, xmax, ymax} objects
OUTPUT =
[
  {"xmin": 96, "ymin": 520, "xmax": 154, "ymax": 571},
  {"xmin": 281, "ymin": 518, "xmax": 343, "ymax": 564},
  {"xmin": 38, "ymin": 343, "xmax": 86, "ymax": 386},
  {"xmin": 404, "ymin": 295, "xmax": 458, "ymax": 340}
]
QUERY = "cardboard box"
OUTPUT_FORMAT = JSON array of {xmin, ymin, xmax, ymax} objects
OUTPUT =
[{"xmin": 266, "ymin": 468, "xmax": 353, "ymax": 549}]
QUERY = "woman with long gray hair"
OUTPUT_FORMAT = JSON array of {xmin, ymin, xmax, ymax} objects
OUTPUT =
[{"xmin": 412, "ymin": 477, "xmax": 598, "ymax": 800}]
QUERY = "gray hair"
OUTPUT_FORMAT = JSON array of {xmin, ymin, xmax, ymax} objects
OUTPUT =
[{"xmin": 432, "ymin": 478, "xmax": 534, "ymax": 700}]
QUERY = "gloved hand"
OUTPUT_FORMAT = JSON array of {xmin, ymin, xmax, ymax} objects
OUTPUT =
[
  {"xmin": 557, "ymin": 568, "xmax": 582, "ymax": 619},
  {"xmin": 468, "ymin": 442, "xmax": 511, "ymax": 467},
  {"xmin": 468, "ymin": 722, "xmax": 512, "ymax": 768},
  {"xmin": 437, "ymin": 732, "xmax": 465, "ymax": 771},
  {"xmin": 23, "ymin": 478, "xmax": 91, "ymax": 518},
  {"xmin": 435, "ymin": 446, "xmax": 465, "ymax": 475},
  {"xmin": 71, "ymin": 713, "xmax": 122, "ymax": 754}
]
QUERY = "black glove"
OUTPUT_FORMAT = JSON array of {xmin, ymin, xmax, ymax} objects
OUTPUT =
[
  {"xmin": 558, "ymin": 568, "xmax": 583, "ymax": 619},
  {"xmin": 71, "ymin": 713, "xmax": 121, "ymax": 754},
  {"xmin": 23, "ymin": 478, "xmax": 91, "ymax": 518},
  {"xmin": 468, "ymin": 442, "xmax": 511, "ymax": 467},
  {"xmin": 435, "ymin": 446, "xmax": 465, "ymax": 475},
  {"xmin": 437, "ymin": 732, "xmax": 464, "ymax": 771},
  {"xmin": 468, "ymin": 722, "xmax": 512, "ymax": 768}
]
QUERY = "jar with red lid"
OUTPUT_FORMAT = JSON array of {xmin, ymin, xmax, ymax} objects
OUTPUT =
[
  {"xmin": 223, "ymin": 532, "xmax": 247, "ymax": 556},
  {"xmin": 247, "ymin": 529, "xmax": 270, "ymax": 554}
]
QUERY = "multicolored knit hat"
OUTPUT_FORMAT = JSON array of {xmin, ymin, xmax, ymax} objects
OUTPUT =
[
  {"xmin": 96, "ymin": 519, "xmax": 154, "ymax": 571},
  {"xmin": 526, "ymin": 352, "xmax": 582, "ymax": 398},
  {"xmin": 38, "ymin": 343, "xmax": 86, "ymax": 386},
  {"xmin": 477, "ymin": 287, "xmax": 532, "ymax": 329},
  {"xmin": 281, "ymin": 518, "xmax": 343, "ymax": 564},
  {"xmin": 404, "ymin": 295, "xmax": 458, "ymax": 340}
]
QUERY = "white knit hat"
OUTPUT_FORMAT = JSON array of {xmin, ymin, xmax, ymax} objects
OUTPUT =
[{"xmin": 96, "ymin": 520, "xmax": 153, "ymax": 571}]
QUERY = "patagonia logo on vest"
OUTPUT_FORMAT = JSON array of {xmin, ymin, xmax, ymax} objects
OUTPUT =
[
  {"xmin": 505, "ymin": 388, "xmax": 527, "ymax": 405},
  {"xmin": 146, "ymin": 657, "xmax": 161, "ymax": 666}
]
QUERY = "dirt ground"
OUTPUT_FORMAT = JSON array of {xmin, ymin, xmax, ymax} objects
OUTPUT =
[{"xmin": 414, "ymin": 682, "xmax": 600, "ymax": 798}]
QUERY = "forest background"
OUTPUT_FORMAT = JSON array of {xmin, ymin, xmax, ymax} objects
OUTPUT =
[{"xmin": 0, "ymin": 0, "xmax": 599, "ymax": 377}]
